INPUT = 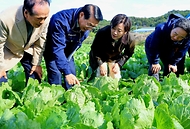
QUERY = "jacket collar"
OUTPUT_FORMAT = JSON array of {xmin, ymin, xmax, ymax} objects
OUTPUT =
[
  {"xmin": 71, "ymin": 7, "xmax": 82, "ymax": 32},
  {"xmin": 15, "ymin": 5, "xmax": 27, "ymax": 43}
]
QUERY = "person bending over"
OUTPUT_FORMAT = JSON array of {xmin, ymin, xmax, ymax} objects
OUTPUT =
[
  {"xmin": 43, "ymin": 4, "xmax": 103, "ymax": 90},
  {"xmin": 89, "ymin": 14, "xmax": 136, "ymax": 81},
  {"xmin": 145, "ymin": 14, "xmax": 190, "ymax": 81}
]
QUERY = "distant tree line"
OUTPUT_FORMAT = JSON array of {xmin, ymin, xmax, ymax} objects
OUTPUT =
[{"xmin": 92, "ymin": 10, "xmax": 190, "ymax": 33}]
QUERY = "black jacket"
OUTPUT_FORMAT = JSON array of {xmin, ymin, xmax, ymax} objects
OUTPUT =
[{"xmin": 89, "ymin": 25, "xmax": 135, "ymax": 70}]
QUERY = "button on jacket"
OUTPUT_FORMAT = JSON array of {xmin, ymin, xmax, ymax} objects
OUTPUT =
[{"xmin": 44, "ymin": 7, "xmax": 90, "ymax": 75}]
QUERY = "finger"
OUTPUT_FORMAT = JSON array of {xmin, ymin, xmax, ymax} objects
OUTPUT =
[
  {"xmin": 169, "ymin": 67, "xmax": 172, "ymax": 72},
  {"xmin": 75, "ymin": 80, "xmax": 80, "ymax": 85},
  {"xmin": 38, "ymin": 71, "xmax": 43, "ymax": 78},
  {"xmin": 152, "ymin": 67, "xmax": 155, "ymax": 73},
  {"xmin": 151, "ymin": 67, "xmax": 154, "ymax": 72},
  {"xmin": 173, "ymin": 68, "xmax": 177, "ymax": 73},
  {"xmin": 113, "ymin": 68, "xmax": 118, "ymax": 73},
  {"xmin": 40, "ymin": 70, "xmax": 43, "ymax": 77},
  {"xmin": 70, "ymin": 78, "xmax": 76, "ymax": 85},
  {"xmin": 30, "ymin": 70, "xmax": 34, "ymax": 75},
  {"xmin": 68, "ymin": 81, "xmax": 73, "ymax": 85},
  {"xmin": 37, "ymin": 73, "xmax": 42, "ymax": 79},
  {"xmin": 153, "ymin": 68, "xmax": 158, "ymax": 74},
  {"xmin": 100, "ymin": 71, "xmax": 104, "ymax": 76}
]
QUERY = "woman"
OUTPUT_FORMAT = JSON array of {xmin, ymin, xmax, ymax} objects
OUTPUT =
[
  {"xmin": 145, "ymin": 14, "xmax": 190, "ymax": 81},
  {"xmin": 89, "ymin": 14, "xmax": 136, "ymax": 81}
]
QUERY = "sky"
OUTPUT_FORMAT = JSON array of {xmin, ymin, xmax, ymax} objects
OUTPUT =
[{"xmin": 0, "ymin": 0, "xmax": 189, "ymax": 20}]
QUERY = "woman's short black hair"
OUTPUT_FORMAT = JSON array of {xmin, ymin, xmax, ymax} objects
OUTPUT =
[
  {"xmin": 23, "ymin": 0, "xmax": 51, "ymax": 16},
  {"xmin": 80, "ymin": 4, "xmax": 103, "ymax": 21},
  {"xmin": 110, "ymin": 14, "xmax": 132, "ymax": 32}
]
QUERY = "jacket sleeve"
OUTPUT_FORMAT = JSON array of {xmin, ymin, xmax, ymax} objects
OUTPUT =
[
  {"xmin": 170, "ymin": 39, "xmax": 190, "ymax": 65},
  {"xmin": 32, "ymin": 20, "xmax": 49, "ymax": 66},
  {"xmin": 90, "ymin": 30, "xmax": 105, "ymax": 66},
  {"xmin": 146, "ymin": 25, "xmax": 163, "ymax": 64},
  {"xmin": 117, "ymin": 33, "xmax": 136, "ymax": 67},
  {"xmin": 0, "ymin": 19, "xmax": 7, "ymax": 71},
  {"xmin": 49, "ymin": 18, "xmax": 72, "ymax": 75}
]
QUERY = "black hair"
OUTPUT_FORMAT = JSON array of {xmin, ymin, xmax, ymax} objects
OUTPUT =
[
  {"xmin": 174, "ymin": 18, "xmax": 190, "ymax": 37},
  {"xmin": 23, "ymin": 0, "xmax": 51, "ymax": 16},
  {"xmin": 80, "ymin": 4, "xmax": 103, "ymax": 21},
  {"xmin": 110, "ymin": 14, "xmax": 132, "ymax": 32}
]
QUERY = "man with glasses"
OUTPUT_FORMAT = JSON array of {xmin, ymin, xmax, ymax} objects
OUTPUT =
[
  {"xmin": 43, "ymin": 4, "xmax": 103, "ymax": 90},
  {"xmin": 145, "ymin": 14, "xmax": 190, "ymax": 81},
  {"xmin": 0, "ymin": 0, "xmax": 50, "ymax": 85}
]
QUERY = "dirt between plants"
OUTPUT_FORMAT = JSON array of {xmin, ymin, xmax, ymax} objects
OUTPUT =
[{"xmin": 131, "ymin": 32, "xmax": 152, "ymax": 43}]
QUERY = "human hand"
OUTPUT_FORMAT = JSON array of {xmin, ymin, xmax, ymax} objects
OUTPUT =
[
  {"xmin": 111, "ymin": 63, "xmax": 120, "ymax": 74},
  {"xmin": 151, "ymin": 64, "xmax": 161, "ymax": 74},
  {"xmin": 0, "ymin": 70, "xmax": 7, "ymax": 79},
  {"xmin": 30, "ymin": 65, "xmax": 43, "ymax": 79},
  {"xmin": 65, "ymin": 74, "xmax": 80, "ymax": 86},
  {"xmin": 168, "ymin": 64, "xmax": 177, "ymax": 73},
  {"xmin": 99, "ymin": 63, "xmax": 107, "ymax": 76}
]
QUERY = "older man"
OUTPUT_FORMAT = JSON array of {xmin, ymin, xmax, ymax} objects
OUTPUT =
[{"xmin": 0, "ymin": 0, "xmax": 50, "ymax": 84}]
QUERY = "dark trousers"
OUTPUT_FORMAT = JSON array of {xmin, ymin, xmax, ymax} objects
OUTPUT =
[
  {"xmin": 0, "ymin": 73, "xmax": 7, "ymax": 83},
  {"xmin": 0, "ymin": 52, "xmax": 41, "ymax": 85},
  {"xmin": 44, "ymin": 57, "xmax": 76, "ymax": 90},
  {"xmin": 20, "ymin": 52, "xmax": 41, "ymax": 84},
  {"xmin": 175, "ymin": 56, "xmax": 185, "ymax": 77}
]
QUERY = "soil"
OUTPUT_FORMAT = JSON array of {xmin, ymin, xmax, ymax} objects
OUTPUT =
[{"xmin": 131, "ymin": 32, "xmax": 152, "ymax": 43}]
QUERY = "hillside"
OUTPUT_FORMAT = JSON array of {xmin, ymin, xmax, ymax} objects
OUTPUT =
[
  {"xmin": 95, "ymin": 10, "xmax": 190, "ymax": 33},
  {"xmin": 130, "ymin": 10, "xmax": 190, "ymax": 29}
]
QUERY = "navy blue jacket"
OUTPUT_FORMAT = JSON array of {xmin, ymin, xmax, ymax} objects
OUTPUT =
[
  {"xmin": 44, "ymin": 7, "xmax": 90, "ymax": 75},
  {"xmin": 145, "ymin": 14, "xmax": 190, "ymax": 65}
]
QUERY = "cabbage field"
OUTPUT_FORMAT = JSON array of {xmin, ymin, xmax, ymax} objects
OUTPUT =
[{"xmin": 1, "ymin": 43, "xmax": 190, "ymax": 129}]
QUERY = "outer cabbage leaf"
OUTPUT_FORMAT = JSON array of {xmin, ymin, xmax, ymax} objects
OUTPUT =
[
  {"xmin": 132, "ymin": 74, "xmax": 161, "ymax": 101},
  {"xmin": 169, "ymin": 94, "xmax": 190, "ymax": 129},
  {"xmin": 0, "ymin": 109, "xmax": 40, "ymax": 129},
  {"xmin": 120, "ymin": 95, "xmax": 155, "ymax": 129},
  {"xmin": 0, "ymin": 83, "xmax": 21, "ymax": 115}
]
